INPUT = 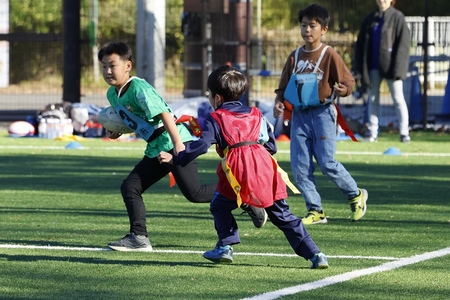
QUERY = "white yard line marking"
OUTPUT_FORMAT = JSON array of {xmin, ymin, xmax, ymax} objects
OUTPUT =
[
  {"xmin": 286, "ymin": 150, "xmax": 450, "ymax": 157},
  {"xmin": 240, "ymin": 247, "xmax": 450, "ymax": 300},
  {"xmin": 0, "ymin": 244, "xmax": 110, "ymax": 251},
  {"xmin": 2, "ymin": 243, "xmax": 449, "ymax": 300},
  {"xmin": 335, "ymin": 150, "xmax": 450, "ymax": 157},
  {"xmin": 0, "ymin": 244, "xmax": 397, "ymax": 260},
  {"xmin": 0, "ymin": 145, "xmax": 143, "ymax": 151}
]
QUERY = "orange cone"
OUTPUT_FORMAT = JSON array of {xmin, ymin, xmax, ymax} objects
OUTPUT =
[{"xmin": 276, "ymin": 134, "xmax": 290, "ymax": 142}]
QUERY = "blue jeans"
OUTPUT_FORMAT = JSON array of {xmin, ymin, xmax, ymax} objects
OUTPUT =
[{"xmin": 290, "ymin": 104, "xmax": 359, "ymax": 212}]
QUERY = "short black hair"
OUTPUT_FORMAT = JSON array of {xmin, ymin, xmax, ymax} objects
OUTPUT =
[
  {"xmin": 297, "ymin": 4, "xmax": 330, "ymax": 28},
  {"xmin": 207, "ymin": 65, "xmax": 247, "ymax": 102},
  {"xmin": 98, "ymin": 42, "xmax": 133, "ymax": 63}
]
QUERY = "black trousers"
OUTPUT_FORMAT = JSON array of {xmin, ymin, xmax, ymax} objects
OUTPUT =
[{"xmin": 120, "ymin": 153, "xmax": 216, "ymax": 236}]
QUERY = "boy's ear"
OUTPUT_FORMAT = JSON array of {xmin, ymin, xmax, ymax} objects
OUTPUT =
[
  {"xmin": 321, "ymin": 26, "xmax": 328, "ymax": 35},
  {"xmin": 215, "ymin": 94, "xmax": 224, "ymax": 106}
]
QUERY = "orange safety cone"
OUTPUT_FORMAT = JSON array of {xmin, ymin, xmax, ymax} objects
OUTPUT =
[
  {"xmin": 169, "ymin": 172, "xmax": 176, "ymax": 187},
  {"xmin": 276, "ymin": 134, "xmax": 290, "ymax": 142}
]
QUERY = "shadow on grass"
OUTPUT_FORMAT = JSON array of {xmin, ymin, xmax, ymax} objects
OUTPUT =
[
  {"xmin": 2, "ymin": 152, "xmax": 449, "ymax": 209},
  {"xmin": 0, "ymin": 206, "xmax": 212, "ymax": 220},
  {"xmin": 277, "ymin": 159, "xmax": 450, "ymax": 207},
  {"xmin": 0, "ymin": 252, "xmax": 317, "ymax": 271},
  {"xmin": 0, "ymin": 153, "xmax": 217, "ymax": 193},
  {"xmin": 0, "ymin": 252, "xmax": 216, "ymax": 267}
]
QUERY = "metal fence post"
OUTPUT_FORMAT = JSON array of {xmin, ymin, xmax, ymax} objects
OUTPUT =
[{"xmin": 63, "ymin": 0, "xmax": 81, "ymax": 104}]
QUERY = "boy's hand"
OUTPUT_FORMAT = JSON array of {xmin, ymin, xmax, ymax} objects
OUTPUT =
[
  {"xmin": 273, "ymin": 100, "xmax": 285, "ymax": 119},
  {"xmin": 158, "ymin": 151, "xmax": 173, "ymax": 164},
  {"xmin": 333, "ymin": 83, "xmax": 348, "ymax": 97},
  {"xmin": 172, "ymin": 142, "xmax": 185, "ymax": 156},
  {"xmin": 106, "ymin": 130, "xmax": 122, "ymax": 139},
  {"xmin": 215, "ymin": 145, "xmax": 224, "ymax": 158}
]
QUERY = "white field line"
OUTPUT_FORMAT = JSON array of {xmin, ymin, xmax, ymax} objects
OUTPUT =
[
  {"xmin": 0, "ymin": 244, "xmax": 397, "ymax": 260},
  {"xmin": 0, "ymin": 145, "xmax": 143, "ymax": 151},
  {"xmin": 240, "ymin": 246, "xmax": 450, "ymax": 300},
  {"xmin": 278, "ymin": 150, "xmax": 450, "ymax": 157},
  {"xmin": 1, "ymin": 145, "xmax": 450, "ymax": 157},
  {"xmin": 2, "ymin": 243, "xmax": 449, "ymax": 299}
]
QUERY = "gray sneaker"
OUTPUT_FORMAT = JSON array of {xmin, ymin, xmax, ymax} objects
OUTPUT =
[
  {"xmin": 203, "ymin": 245, "xmax": 234, "ymax": 263},
  {"xmin": 240, "ymin": 203, "xmax": 268, "ymax": 228},
  {"xmin": 310, "ymin": 252, "xmax": 329, "ymax": 269},
  {"xmin": 107, "ymin": 233, "xmax": 153, "ymax": 252}
]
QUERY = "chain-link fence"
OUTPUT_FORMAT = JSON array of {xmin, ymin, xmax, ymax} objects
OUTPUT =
[{"xmin": 1, "ymin": 0, "xmax": 450, "ymax": 128}]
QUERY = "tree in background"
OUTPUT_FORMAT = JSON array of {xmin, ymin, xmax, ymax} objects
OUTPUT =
[{"xmin": 6, "ymin": 0, "xmax": 450, "ymax": 87}]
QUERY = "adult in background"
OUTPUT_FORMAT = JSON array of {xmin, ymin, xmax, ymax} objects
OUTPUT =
[{"xmin": 353, "ymin": 0, "xmax": 411, "ymax": 142}]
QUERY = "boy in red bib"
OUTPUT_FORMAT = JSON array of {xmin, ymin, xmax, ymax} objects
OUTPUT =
[
  {"xmin": 159, "ymin": 65, "xmax": 328, "ymax": 269},
  {"xmin": 98, "ymin": 42, "xmax": 266, "ymax": 252}
]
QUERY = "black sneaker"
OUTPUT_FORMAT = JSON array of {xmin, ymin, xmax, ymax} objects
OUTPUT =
[
  {"xmin": 107, "ymin": 233, "xmax": 153, "ymax": 252},
  {"xmin": 240, "ymin": 203, "xmax": 267, "ymax": 228}
]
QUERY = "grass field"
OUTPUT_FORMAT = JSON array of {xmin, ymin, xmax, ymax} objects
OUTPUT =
[{"xmin": 0, "ymin": 130, "xmax": 449, "ymax": 300}]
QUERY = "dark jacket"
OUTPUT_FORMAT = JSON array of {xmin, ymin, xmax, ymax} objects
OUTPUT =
[{"xmin": 353, "ymin": 6, "xmax": 410, "ymax": 88}]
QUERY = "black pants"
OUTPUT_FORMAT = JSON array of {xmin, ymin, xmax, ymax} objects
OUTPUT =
[{"xmin": 120, "ymin": 153, "xmax": 216, "ymax": 236}]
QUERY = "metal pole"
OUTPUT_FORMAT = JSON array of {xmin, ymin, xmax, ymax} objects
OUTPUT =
[
  {"xmin": 201, "ymin": 0, "xmax": 207, "ymax": 95},
  {"xmin": 244, "ymin": 0, "xmax": 252, "ymax": 106},
  {"xmin": 0, "ymin": 0, "xmax": 9, "ymax": 88},
  {"xmin": 136, "ymin": 0, "xmax": 165, "ymax": 92},
  {"xmin": 89, "ymin": 0, "xmax": 99, "ymax": 81},
  {"xmin": 422, "ymin": 0, "xmax": 429, "ymax": 128},
  {"xmin": 255, "ymin": 0, "xmax": 261, "ymax": 101},
  {"xmin": 63, "ymin": 0, "xmax": 81, "ymax": 103}
]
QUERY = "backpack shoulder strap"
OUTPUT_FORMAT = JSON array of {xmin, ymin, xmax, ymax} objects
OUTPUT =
[
  {"xmin": 313, "ymin": 45, "xmax": 330, "ymax": 73},
  {"xmin": 292, "ymin": 47, "xmax": 301, "ymax": 74}
]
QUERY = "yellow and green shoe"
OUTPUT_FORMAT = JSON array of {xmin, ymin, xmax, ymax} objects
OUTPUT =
[
  {"xmin": 349, "ymin": 188, "xmax": 368, "ymax": 221},
  {"xmin": 302, "ymin": 210, "xmax": 327, "ymax": 225}
]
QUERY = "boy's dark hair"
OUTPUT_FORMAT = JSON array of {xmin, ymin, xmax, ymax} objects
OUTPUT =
[
  {"xmin": 207, "ymin": 65, "xmax": 247, "ymax": 102},
  {"xmin": 98, "ymin": 42, "xmax": 133, "ymax": 63},
  {"xmin": 297, "ymin": 4, "xmax": 330, "ymax": 28}
]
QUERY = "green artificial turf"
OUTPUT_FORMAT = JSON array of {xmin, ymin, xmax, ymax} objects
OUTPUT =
[{"xmin": 0, "ymin": 130, "xmax": 449, "ymax": 299}]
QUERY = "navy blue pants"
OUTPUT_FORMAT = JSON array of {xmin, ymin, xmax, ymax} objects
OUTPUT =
[{"xmin": 211, "ymin": 193, "xmax": 320, "ymax": 260}]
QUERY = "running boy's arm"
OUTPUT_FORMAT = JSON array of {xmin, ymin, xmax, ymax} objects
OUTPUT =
[
  {"xmin": 159, "ymin": 115, "xmax": 218, "ymax": 166},
  {"xmin": 158, "ymin": 150, "xmax": 173, "ymax": 164},
  {"xmin": 159, "ymin": 111, "xmax": 185, "ymax": 155},
  {"xmin": 327, "ymin": 49, "xmax": 354, "ymax": 98},
  {"xmin": 158, "ymin": 138, "xmax": 209, "ymax": 166},
  {"xmin": 273, "ymin": 51, "xmax": 296, "ymax": 119},
  {"xmin": 260, "ymin": 116, "xmax": 278, "ymax": 155},
  {"xmin": 160, "ymin": 113, "xmax": 277, "ymax": 164}
]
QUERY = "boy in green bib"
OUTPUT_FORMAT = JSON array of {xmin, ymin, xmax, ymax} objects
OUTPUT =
[{"xmin": 98, "ymin": 42, "xmax": 267, "ymax": 251}]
